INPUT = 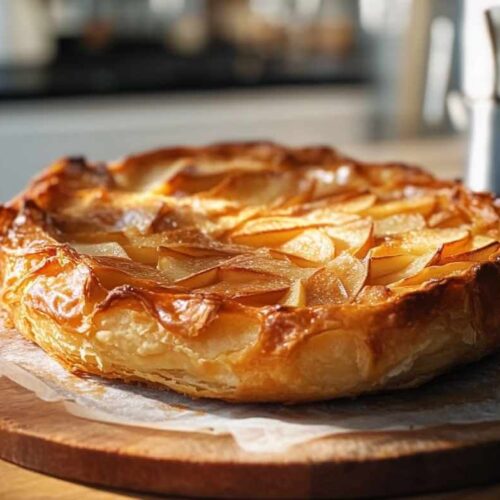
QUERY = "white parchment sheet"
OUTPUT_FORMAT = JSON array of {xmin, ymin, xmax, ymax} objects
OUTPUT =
[{"xmin": 1, "ymin": 327, "xmax": 500, "ymax": 454}]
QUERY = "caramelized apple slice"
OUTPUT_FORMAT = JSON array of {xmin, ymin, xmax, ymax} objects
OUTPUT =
[
  {"xmin": 160, "ymin": 241, "xmax": 245, "ymax": 258},
  {"xmin": 330, "ymin": 253, "xmax": 368, "ymax": 297},
  {"xmin": 230, "ymin": 215, "xmax": 349, "ymax": 247},
  {"xmin": 396, "ymin": 228, "xmax": 469, "ymax": 254},
  {"xmin": 303, "ymin": 209, "xmax": 360, "ymax": 226},
  {"xmin": 126, "ymin": 230, "xmax": 246, "ymax": 265},
  {"xmin": 220, "ymin": 253, "xmax": 315, "ymax": 281},
  {"xmin": 160, "ymin": 168, "xmax": 229, "ymax": 196},
  {"xmin": 328, "ymin": 193, "xmax": 377, "ymax": 213},
  {"xmin": 307, "ymin": 164, "xmax": 363, "ymax": 199},
  {"xmin": 130, "ymin": 232, "xmax": 243, "ymax": 266},
  {"xmin": 391, "ymin": 261, "xmax": 475, "ymax": 287},
  {"xmin": 439, "ymin": 231, "xmax": 472, "ymax": 260},
  {"xmin": 369, "ymin": 251, "xmax": 439, "ymax": 286},
  {"xmin": 369, "ymin": 242, "xmax": 407, "ymax": 258},
  {"xmin": 305, "ymin": 272, "xmax": 347, "ymax": 306},
  {"xmin": 278, "ymin": 191, "xmax": 359, "ymax": 217},
  {"xmin": 87, "ymin": 256, "xmax": 185, "ymax": 292},
  {"xmin": 164, "ymin": 245, "xmax": 228, "ymax": 257},
  {"xmin": 207, "ymin": 206, "xmax": 262, "ymax": 235},
  {"xmin": 218, "ymin": 266, "xmax": 274, "ymax": 284},
  {"xmin": 126, "ymin": 232, "xmax": 170, "ymax": 249},
  {"xmin": 123, "ymin": 244, "xmax": 159, "ymax": 266},
  {"xmin": 370, "ymin": 228, "xmax": 469, "ymax": 260},
  {"xmin": 67, "ymin": 231, "xmax": 129, "ymax": 245},
  {"xmin": 198, "ymin": 278, "xmax": 290, "ymax": 306},
  {"xmin": 279, "ymin": 229, "xmax": 335, "ymax": 264},
  {"xmin": 237, "ymin": 289, "xmax": 290, "ymax": 307},
  {"xmin": 374, "ymin": 213, "xmax": 426, "ymax": 237},
  {"xmin": 363, "ymin": 195, "xmax": 436, "ymax": 219},
  {"xmin": 125, "ymin": 236, "xmax": 173, "ymax": 265},
  {"xmin": 231, "ymin": 217, "xmax": 316, "ymax": 246},
  {"xmin": 72, "ymin": 242, "xmax": 130, "ymax": 259},
  {"xmin": 368, "ymin": 254, "xmax": 414, "ymax": 282},
  {"xmin": 324, "ymin": 220, "xmax": 373, "ymax": 258},
  {"xmin": 440, "ymin": 235, "xmax": 500, "ymax": 263},
  {"xmin": 268, "ymin": 249, "xmax": 318, "ymax": 268},
  {"xmin": 131, "ymin": 230, "xmax": 247, "ymax": 253},
  {"xmin": 234, "ymin": 210, "xmax": 360, "ymax": 238},
  {"xmin": 157, "ymin": 248, "xmax": 225, "ymax": 286},
  {"xmin": 305, "ymin": 253, "xmax": 367, "ymax": 305},
  {"xmin": 356, "ymin": 285, "xmax": 393, "ymax": 305},
  {"xmin": 111, "ymin": 158, "xmax": 190, "ymax": 193},
  {"xmin": 207, "ymin": 171, "xmax": 299, "ymax": 207},
  {"xmin": 176, "ymin": 267, "xmax": 220, "ymax": 288},
  {"xmin": 280, "ymin": 279, "xmax": 306, "ymax": 307},
  {"xmin": 428, "ymin": 210, "xmax": 466, "ymax": 228}
]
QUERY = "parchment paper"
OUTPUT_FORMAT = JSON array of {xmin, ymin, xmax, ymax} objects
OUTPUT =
[{"xmin": 1, "ymin": 325, "xmax": 500, "ymax": 454}]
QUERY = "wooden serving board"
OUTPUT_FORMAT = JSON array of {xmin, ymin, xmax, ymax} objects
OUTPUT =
[{"xmin": 2, "ymin": 377, "xmax": 500, "ymax": 498}]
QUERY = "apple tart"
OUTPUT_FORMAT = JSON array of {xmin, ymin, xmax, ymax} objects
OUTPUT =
[{"xmin": 1, "ymin": 142, "xmax": 500, "ymax": 402}]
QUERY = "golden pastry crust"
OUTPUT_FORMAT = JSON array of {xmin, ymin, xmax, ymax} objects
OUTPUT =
[{"xmin": 1, "ymin": 142, "xmax": 500, "ymax": 402}]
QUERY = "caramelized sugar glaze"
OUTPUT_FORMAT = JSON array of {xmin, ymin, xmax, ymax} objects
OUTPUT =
[{"xmin": 1, "ymin": 143, "xmax": 500, "ymax": 402}]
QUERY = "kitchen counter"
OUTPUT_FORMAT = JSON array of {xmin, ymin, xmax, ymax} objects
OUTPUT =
[
  {"xmin": 1, "ymin": 459, "xmax": 132, "ymax": 500},
  {"xmin": 2, "ymin": 457, "xmax": 500, "ymax": 500}
]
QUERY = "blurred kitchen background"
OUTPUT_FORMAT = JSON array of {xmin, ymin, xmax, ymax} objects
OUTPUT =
[{"xmin": 0, "ymin": 0, "xmax": 467, "ymax": 200}]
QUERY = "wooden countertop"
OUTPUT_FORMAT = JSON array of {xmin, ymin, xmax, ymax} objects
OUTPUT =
[
  {"xmin": 3, "ymin": 458, "xmax": 500, "ymax": 500},
  {"xmin": 3, "ymin": 136, "xmax": 497, "ymax": 500}
]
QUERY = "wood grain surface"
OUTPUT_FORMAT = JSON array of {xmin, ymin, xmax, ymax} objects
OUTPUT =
[
  {"xmin": 3, "ymin": 458, "xmax": 500, "ymax": 500},
  {"xmin": 1, "ymin": 376, "xmax": 500, "ymax": 499}
]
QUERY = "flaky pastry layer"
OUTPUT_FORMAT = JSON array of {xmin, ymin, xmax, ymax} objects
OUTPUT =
[{"xmin": 1, "ymin": 142, "xmax": 500, "ymax": 402}]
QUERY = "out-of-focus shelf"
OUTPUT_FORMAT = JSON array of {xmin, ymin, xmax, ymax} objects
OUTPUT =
[{"xmin": 0, "ymin": 53, "xmax": 368, "ymax": 100}]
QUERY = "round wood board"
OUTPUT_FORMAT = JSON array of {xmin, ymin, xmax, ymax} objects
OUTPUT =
[{"xmin": 1, "ymin": 377, "xmax": 500, "ymax": 499}]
